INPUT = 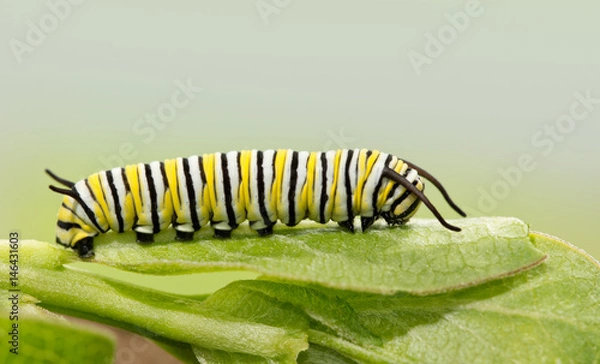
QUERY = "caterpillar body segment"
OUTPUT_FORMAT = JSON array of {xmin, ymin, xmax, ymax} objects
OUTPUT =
[{"xmin": 47, "ymin": 149, "xmax": 466, "ymax": 258}]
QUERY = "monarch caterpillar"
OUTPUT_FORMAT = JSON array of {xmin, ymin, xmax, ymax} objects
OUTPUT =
[{"xmin": 47, "ymin": 149, "xmax": 466, "ymax": 258}]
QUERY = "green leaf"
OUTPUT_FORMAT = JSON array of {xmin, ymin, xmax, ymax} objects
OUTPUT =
[
  {"xmin": 161, "ymin": 229, "xmax": 600, "ymax": 363},
  {"xmin": 311, "ymin": 232, "xmax": 600, "ymax": 363},
  {"xmin": 192, "ymin": 344, "xmax": 358, "ymax": 364},
  {"xmin": 0, "ymin": 293, "xmax": 116, "ymax": 363},
  {"xmin": 0, "ymin": 241, "xmax": 307, "ymax": 362},
  {"xmin": 3, "ymin": 217, "xmax": 596, "ymax": 363},
  {"xmin": 192, "ymin": 346, "xmax": 277, "ymax": 364},
  {"xmin": 92, "ymin": 217, "xmax": 546, "ymax": 294},
  {"xmin": 296, "ymin": 344, "xmax": 358, "ymax": 364},
  {"xmin": 151, "ymin": 341, "xmax": 199, "ymax": 364},
  {"xmin": 200, "ymin": 280, "xmax": 381, "ymax": 347}
]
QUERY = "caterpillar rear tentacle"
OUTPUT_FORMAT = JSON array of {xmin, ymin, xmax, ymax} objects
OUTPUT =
[{"xmin": 47, "ymin": 149, "xmax": 465, "ymax": 258}]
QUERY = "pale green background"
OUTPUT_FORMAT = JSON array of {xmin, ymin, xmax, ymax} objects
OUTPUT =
[{"xmin": 1, "ymin": 0, "xmax": 599, "ymax": 265}]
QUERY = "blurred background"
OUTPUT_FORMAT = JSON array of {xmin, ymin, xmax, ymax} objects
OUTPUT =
[{"xmin": 1, "ymin": 0, "xmax": 599, "ymax": 362}]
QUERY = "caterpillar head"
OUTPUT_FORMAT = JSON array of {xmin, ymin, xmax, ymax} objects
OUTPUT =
[
  {"xmin": 46, "ymin": 169, "xmax": 97, "ymax": 258},
  {"xmin": 381, "ymin": 163, "xmax": 466, "ymax": 232},
  {"xmin": 381, "ymin": 172, "xmax": 425, "ymax": 227}
]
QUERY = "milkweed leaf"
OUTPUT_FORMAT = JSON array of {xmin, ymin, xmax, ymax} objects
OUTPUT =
[
  {"xmin": 1, "ymin": 217, "xmax": 598, "ymax": 363},
  {"xmin": 92, "ymin": 217, "xmax": 546, "ymax": 295}
]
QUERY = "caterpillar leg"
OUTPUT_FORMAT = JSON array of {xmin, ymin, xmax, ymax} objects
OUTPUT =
[
  {"xmin": 360, "ymin": 216, "xmax": 376, "ymax": 232},
  {"xmin": 337, "ymin": 220, "xmax": 355, "ymax": 233},
  {"xmin": 75, "ymin": 237, "xmax": 95, "ymax": 258},
  {"xmin": 136, "ymin": 232, "xmax": 154, "ymax": 244},
  {"xmin": 249, "ymin": 220, "xmax": 276, "ymax": 237},
  {"xmin": 212, "ymin": 220, "xmax": 233, "ymax": 239},
  {"xmin": 173, "ymin": 222, "xmax": 197, "ymax": 241},
  {"xmin": 256, "ymin": 223, "xmax": 276, "ymax": 237},
  {"xmin": 175, "ymin": 230, "xmax": 195, "ymax": 241},
  {"xmin": 381, "ymin": 212, "xmax": 401, "ymax": 226}
]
